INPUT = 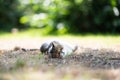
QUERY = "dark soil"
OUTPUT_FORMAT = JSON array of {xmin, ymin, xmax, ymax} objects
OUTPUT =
[{"xmin": 0, "ymin": 47, "xmax": 120, "ymax": 73}]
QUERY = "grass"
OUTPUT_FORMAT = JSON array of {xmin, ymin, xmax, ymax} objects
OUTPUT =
[{"xmin": 0, "ymin": 28, "xmax": 120, "ymax": 46}]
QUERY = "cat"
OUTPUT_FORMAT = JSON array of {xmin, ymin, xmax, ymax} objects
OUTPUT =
[{"xmin": 40, "ymin": 39, "xmax": 77, "ymax": 58}]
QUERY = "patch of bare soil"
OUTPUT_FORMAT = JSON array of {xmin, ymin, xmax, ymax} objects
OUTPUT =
[{"xmin": 0, "ymin": 48, "xmax": 120, "ymax": 79}]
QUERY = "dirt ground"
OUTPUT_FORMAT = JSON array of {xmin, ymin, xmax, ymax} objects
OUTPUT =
[{"xmin": 0, "ymin": 37, "xmax": 120, "ymax": 80}]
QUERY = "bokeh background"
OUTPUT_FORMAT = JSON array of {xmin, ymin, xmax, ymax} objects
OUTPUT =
[
  {"xmin": 0, "ymin": 0, "xmax": 120, "ymax": 35},
  {"xmin": 0, "ymin": 1, "xmax": 120, "ymax": 80}
]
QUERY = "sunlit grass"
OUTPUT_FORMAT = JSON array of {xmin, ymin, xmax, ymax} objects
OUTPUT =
[
  {"xmin": 0, "ymin": 27, "xmax": 67, "ymax": 38},
  {"xmin": 0, "ymin": 28, "xmax": 120, "ymax": 45}
]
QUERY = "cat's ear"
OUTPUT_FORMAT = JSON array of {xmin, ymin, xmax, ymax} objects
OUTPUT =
[
  {"xmin": 51, "ymin": 41, "xmax": 57, "ymax": 48},
  {"xmin": 52, "ymin": 41, "xmax": 63, "ymax": 51}
]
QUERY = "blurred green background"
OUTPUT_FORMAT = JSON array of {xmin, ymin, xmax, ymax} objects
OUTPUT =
[{"xmin": 0, "ymin": 0, "xmax": 120, "ymax": 35}]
